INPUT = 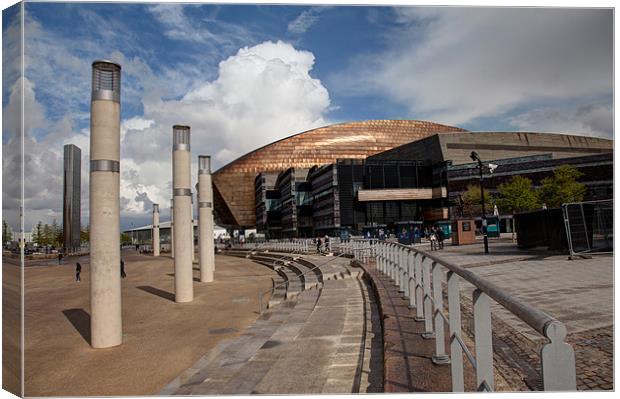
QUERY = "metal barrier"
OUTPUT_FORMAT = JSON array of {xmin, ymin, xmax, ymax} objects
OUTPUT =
[
  {"xmin": 352, "ymin": 238, "xmax": 576, "ymax": 392},
  {"xmin": 562, "ymin": 199, "xmax": 613, "ymax": 258}
]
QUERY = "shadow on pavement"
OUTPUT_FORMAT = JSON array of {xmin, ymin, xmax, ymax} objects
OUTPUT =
[
  {"xmin": 62, "ymin": 308, "xmax": 91, "ymax": 345},
  {"xmin": 137, "ymin": 285, "xmax": 175, "ymax": 302},
  {"xmin": 166, "ymin": 273, "xmax": 201, "ymax": 282}
]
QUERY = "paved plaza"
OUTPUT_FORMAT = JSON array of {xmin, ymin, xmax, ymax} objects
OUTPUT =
[
  {"xmin": 17, "ymin": 251, "xmax": 276, "ymax": 396},
  {"xmin": 419, "ymin": 240, "xmax": 613, "ymax": 390},
  {"xmin": 5, "ymin": 239, "xmax": 614, "ymax": 394}
]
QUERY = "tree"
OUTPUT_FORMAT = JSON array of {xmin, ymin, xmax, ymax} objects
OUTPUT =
[
  {"xmin": 33, "ymin": 221, "xmax": 43, "ymax": 245},
  {"xmin": 50, "ymin": 219, "xmax": 62, "ymax": 247},
  {"xmin": 80, "ymin": 225, "xmax": 90, "ymax": 244},
  {"xmin": 497, "ymin": 176, "xmax": 540, "ymax": 241},
  {"xmin": 2, "ymin": 220, "xmax": 13, "ymax": 245},
  {"xmin": 538, "ymin": 165, "xmax": 587, "ymax": 208},
  {"xmin": 120, "ymin": 233, "xmax": 132, "ymax": 245},
  {"xmin": 41, "ymin": 223, "xmax": 52, "ymax": 246},
  {"xmin": 460, "ymin": 184, "xmax": 492, "ymax": 217}
]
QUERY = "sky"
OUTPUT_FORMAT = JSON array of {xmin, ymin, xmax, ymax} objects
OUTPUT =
[{"xmin": 1, "ymin": 2, "xmax": 614, "ymax": 231}]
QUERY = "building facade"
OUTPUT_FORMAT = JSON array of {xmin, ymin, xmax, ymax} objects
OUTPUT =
[
  {"xmin": 63, "ymin": 144, "xmax": 81, "ymax": 252},
  {"xmin": 253, "ymin": 131, "xmax": 613, "ymax": 237},
  {"xmin": 213, "ymin": 119, "xmax": 467, "ymax": 227}
]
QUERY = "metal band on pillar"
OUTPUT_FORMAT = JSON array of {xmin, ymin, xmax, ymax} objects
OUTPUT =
[
  {"xmin": 173, "ymin": 188, "xmax": 192, "ymax": 196},
  {"xmin": 90, "ymin": 160, "xmax": 120, "ymax": 172},
  {"xmin": 199, "ymin": 202, "xmax": 212, "ymax": 208}
]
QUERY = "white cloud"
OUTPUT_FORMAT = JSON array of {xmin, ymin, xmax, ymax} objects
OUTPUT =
[
  {"xmin": 334, "ymin": 8, "xmax": 612, "ymax": 133},
  {"xmin": 287, "ymin": 6, "xmax": 331, "ymax": 34},
  {"xmin": 507, "ymin": 103, "xmax": 613, "ymax": 138},
  {"xmin": 4, "ymin": 36, "xmax": 332, "ymax": 230},
  {"xmin": 132, "ymin": 40, "xmax": 330, "ymax": 166}
]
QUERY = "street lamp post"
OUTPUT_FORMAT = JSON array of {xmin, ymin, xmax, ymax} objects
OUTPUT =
[{"xmin": 470, "ymin": 151, "xmax": 492, "ymax": 254}]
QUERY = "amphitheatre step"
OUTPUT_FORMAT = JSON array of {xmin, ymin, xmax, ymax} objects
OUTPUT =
[
  {"xmin": 165, "ymin": 254, "xmax": 372, "ymax": 395},
  {"xmin": 250, "ymin": 253, "xmax": 321, "ymax": 291}
]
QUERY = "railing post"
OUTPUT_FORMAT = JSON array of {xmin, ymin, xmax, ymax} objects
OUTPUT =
[
  {"xmin": 473, "ymin": 289, "xmax": 494, "ymax": 391},
  {"xmin": 387, "ymin": 244, "xmax": 393, "ymax": 279},
  {"xmin": 541, "ymin": 321, "xmax": 577, "ymax": 391},
  {"xmin": 414, "ymin": 254, "xmax": 425, "ymax": 321},
  {"xmin": 432, "ymin": 261, "xmax": 450, "ymax": 364},
  {"xmin": 397, "ymin": 246, "xmax": 403, "ymax": 288},
  {"xmin": 447, "ymin": 271, "xmax": 464, "ymax": 392},
  {"xmin": 408, "ymin": 252, "xmax": 416, "ymax": 309},
  {"xmin": 399, "ymin": 247, "xmax": 406, "ymax": 293},
  {"xmin": 403, "ymin": 249, "xmax": 410, "ymax": 299},
  {"xmin": 421, "ymin": 257, "xmax": 435, "ymax": 339},
  {"xmin": 392, "ymin": 244, "xmax": 398, "ymax": 283}
]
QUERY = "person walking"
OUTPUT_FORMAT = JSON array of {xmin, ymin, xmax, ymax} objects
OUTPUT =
[
  {"xmin": 120, "ymin": 260, "xmax": 126, "ymax": 278},
  {"xmin": 58, "ymin": 252, "xmax": 63, "ymax": 265},
  {"xmin": 429, "ymin": 230, "xmax": 437, "ymax": 251},
  {"xmin": 316, "ymin": 237, "xmax": 323, "ymax": 254},
  {"xmin": 436, "ymin": 226, "xmax": 445, "ymax": 250},
  {"xmin": 75, "ymin": 262, "xmax": 82, "ymax": 282}
]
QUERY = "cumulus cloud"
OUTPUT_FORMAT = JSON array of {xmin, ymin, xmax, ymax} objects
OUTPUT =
[
  {"xmin": 131, "ymin": 40, "xmax": 330, "ymax": 165},
  {"xmin": 333, "ymin": 8, "xmax": 612, "ymax": 134}
]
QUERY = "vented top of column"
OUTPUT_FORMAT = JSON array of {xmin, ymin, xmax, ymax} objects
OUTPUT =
[
  {"xmin": 173, "ymin": 125, "xmax": 190, "ymax": 151},
  {"xmin": 92, "ymin": 60, "xmax": 121, "ymax": 103},
  {"xmin": 153, "ymin": 204, "xmax": 159, "ymax": 213},
  {"xmin": 198, "ymin": 155, "xmax": 211, "ymax": 174}
]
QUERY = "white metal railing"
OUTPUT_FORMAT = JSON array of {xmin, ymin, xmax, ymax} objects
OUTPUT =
[{"xmin": 351, "ymin": 238, "xmax": 576, "ymax": 392}]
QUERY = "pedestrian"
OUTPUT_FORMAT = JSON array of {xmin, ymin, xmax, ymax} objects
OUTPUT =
[
  {"xmin": 75, "ymin": 262, "xmax": 82, "ymax": 282},
  {"xmin": 316, "ymin": 237, "xmax": 322, "ymax": 253},
  {"xmin": 58, "ymin": 252, "xmax": 63, "ymax": 265},
  {"xmin": 324, "ymin": 235, "xmax": 330, "ymax": 252},
  {"xmin": 135, "ymin": 244, "xmax": 139, "ymax": 251},
  {"xmin": 429, "ymin": 230, "xmax": 437, "ymax": 251},
  {"xmin": 436, "ymin": 226, "xmax": 445, "ymax": 250},
  {"xmin": 120, "ymin": 260, "xmax": 126, "ymax": 278}
]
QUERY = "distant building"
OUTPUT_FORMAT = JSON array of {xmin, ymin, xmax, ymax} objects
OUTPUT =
[{"xmin": 63, "ymin": 144, "xmax": 81, "ymax": 252}]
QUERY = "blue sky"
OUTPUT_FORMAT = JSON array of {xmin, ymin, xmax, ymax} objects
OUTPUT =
[{"xmin": 1, "ymin": 3, "xmax": 614, "ymax": 230}]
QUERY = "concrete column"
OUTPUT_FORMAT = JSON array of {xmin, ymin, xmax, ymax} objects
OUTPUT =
[
  {"xmin": 152, "ymin": 204, "xmax": 160, "ymax": 256},
  {"xmin": 172, "ymin": 125, "xmax": 193, "ymax": 303},
  {"xmin": 89, "ymin": 60, "xmax": 122, "ymax": 348},
  {"xmin": 170, "ymin": 198, "xmax": 174, "ymax": 258},
  {"xmin": 198, "ymin": 155, "xmax": 215, "ymax": 282}
]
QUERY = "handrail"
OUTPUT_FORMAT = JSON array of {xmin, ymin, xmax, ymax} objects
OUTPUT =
[
  {"xmin": 256, "ymin": 250, "xmax": 352, "ymax": 313},
  {"xmin": 387, "ymin": 241, "xmax": 556, "ymax": 336},
  {"xmin": 351, "ymin": 237, "xmax": 576, "ymax": 392}
]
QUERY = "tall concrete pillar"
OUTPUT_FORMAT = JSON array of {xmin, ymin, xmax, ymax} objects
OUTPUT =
[
  {"xmin": 89, "ymin": 60, "xmax": 122, "ymax": 348},
  {"xmin": 152, "ymin": 204, "xmax": 160, "ymax": 256},
  {"xmin": 172, "ymin": 125, "xmax": 193, "ymax": 302},
  {"xmin": 198, "ymin": 155, "xmax": 215, "ymax": 282},
  {"xmin": 170, "ymin": 198, "xmax": 174, "ymax": 258}
]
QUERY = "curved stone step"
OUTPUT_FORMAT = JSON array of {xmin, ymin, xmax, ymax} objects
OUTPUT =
[{"xmin": 252, "ymin": 253, "xmax": 321, "ymax": 291}]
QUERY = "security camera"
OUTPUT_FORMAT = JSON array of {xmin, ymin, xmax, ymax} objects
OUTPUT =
[{"xmin": 488, "ymin": 163, "xmax": 499, "ymax": 174}]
